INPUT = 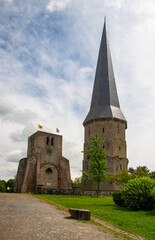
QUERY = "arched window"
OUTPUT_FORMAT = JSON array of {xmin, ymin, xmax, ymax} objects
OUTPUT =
[
  {"xmin": 46, "ymin": 136, "xmax": 49, "ymax": 145},
  {"xmin": 46, "ymin": 168, "xmax": 52, "ymax": 174},
  {"xmin": 51, "ymin": 137, "xmax": 54, "ymax": 146}
]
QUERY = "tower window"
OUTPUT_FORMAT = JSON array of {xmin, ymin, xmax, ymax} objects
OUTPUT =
[
  {"xmin": 118, "ymin": 123, "xmax": 120, "ymax": 134},
  {"xmin": 103, "ymin": 128, "xmax": 104, "ymax": 133},
  {"xmin": 51, "ymin": 137, "xmax": 54, "ymax": 146},
  {"xmin": 46, "ymin": 136, "xmax": 49, "ymax": 145},
  {"xmin": 31, "ymin": 137, "xmax": 34, "ymax": 147},
  {"xmin": 119, "ymin": 146, "xmax": 121, "ymax": 151},
  {"xmin": 88, "ymin": 126, "xmax": 90, "ymax": 136},
  {"xmin": 120, "ymin": 164, "xmax": 122, "ymax": 170}
]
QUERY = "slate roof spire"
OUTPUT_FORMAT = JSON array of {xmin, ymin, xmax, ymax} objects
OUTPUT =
[{"xmin": 83, "ymin": 20, "xmax": 127, "ymax": 127}]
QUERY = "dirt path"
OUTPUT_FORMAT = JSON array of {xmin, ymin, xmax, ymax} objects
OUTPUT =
[{"xmin": 0, "ymin": 193, "xmax": 123, "ymax": 240}]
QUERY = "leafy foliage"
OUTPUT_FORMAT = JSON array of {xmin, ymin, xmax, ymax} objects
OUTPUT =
[
  {"xmin": 71, "ymin": 177, "xmax": 82, "ymax": 188},
  {"xmin": 6, "ymin": 179, "xmax": 15, "ymax": 192},
  {"xmin": 108, "ymin": 169, "xmax": 133, "ymax": 184},
  {"xmin": 113, "ymin": 192, "xmax": 125, "ymax": 207},
  {"xmin": 82, "ymin": 134, "xmax": 108, "ymax": 196},
  {"xmin": 149, "ymin": 171, "xmax": 155, "ymax": 180},
  {"xmin": 120, "ymin": 177, "xmax": 155, "ymax": 210},
  {"xmin": 0, "ymin": 180, "xmax": 6, "ymax": 192},
  {"xmin": 109, "ymin": 166, "xmax": 153, "ymax": 186},
  {"xmin": 133, "ymin": 166, "xmax": 150, "ymax": 177}
]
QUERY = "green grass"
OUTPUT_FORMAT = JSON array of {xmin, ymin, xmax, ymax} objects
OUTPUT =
[{"xmin": 35, "ymin": 195, "xmax": 155, "ymax": 240}]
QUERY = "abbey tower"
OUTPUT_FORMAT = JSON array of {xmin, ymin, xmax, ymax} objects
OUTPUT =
[{"xmin": 82, "ymin": 20, "xmax": 128, "ymax": 194}]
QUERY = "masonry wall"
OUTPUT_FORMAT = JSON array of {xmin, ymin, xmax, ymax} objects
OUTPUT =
[
  {"xmin": 14, "ymin": 158, "xmax": 27, "ymax": 193},
  {"xmin": 14, "ymin": 131, "xmax": 72, "ymax": 193},
  {"xmin": 82, "ymin": 119, "xmax": 128, "ymax": 192},
  {"xmin": 60, "ymin": 157, "xmax": 72, "ymax": 189}
]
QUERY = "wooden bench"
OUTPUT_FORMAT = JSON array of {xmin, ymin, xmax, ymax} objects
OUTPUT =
[{"xmin": 69, "ymin": 208, "xmax": 91, "ymax": 220}]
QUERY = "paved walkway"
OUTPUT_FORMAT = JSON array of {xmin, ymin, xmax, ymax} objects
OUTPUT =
[{"xmin": 0, "ymin": 193, "xmax": 123, "ymax": 240}]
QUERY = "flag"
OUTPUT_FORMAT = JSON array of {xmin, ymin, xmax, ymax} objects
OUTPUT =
[
  {"xmin": 56, "ymin": 128, "xmax": 59, "ymax": 133},
  {"xmin": 38, "ymin": 124, "xmax": 43, "ymax": 129}
]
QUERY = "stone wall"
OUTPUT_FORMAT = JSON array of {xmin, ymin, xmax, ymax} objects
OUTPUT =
[
  {"xmin": 83, "ymin": 119, "xmax": 127, "ymax": 191},
  {"xmin": 14, "ymin": 131, "xmax": 72, "ymax": 193},
  {"xmin": 14, "ymin": 158, "xmax": 27, "ymax": 193}
]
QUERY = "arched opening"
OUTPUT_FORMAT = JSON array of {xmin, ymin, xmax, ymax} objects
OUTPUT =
[
  {"xmin": 51, "ymin": 137, "xmax": 54, "ymax": 146},
  {"xmin": 46, "ymin": 136, "xmax": 49, "ymax": 145},
  {"xmin": 45, "ymin": 168, "xmax": 52, "ymax": 186},
  {"xmin": 46, "ymin": 168, "xmax": 52, "ymax": 174}
]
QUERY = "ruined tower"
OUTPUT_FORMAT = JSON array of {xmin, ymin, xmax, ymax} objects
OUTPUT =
[
  {"xmin": 14, "ymin": 131, "xmax": 72, "ymax": 193},
  {"xmin": 82, "ymin": 20, "xmax": 128, "ymax": 194}
]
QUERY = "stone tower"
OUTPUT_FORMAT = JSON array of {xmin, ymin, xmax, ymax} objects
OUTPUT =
[
  {"xmin": 14, "ymin": 131, "xmax": 72, "ymax": 193},
  {"xmin": 82, "ymin": 20, "xmax": 128, "ymax": 194}
]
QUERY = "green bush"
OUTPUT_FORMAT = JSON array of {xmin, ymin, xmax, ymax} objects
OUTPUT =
[
  {"xmin": 151, "ymin": 187, "xmax": 155, "ymax": 209},
  {"xmin": 113, "ymin": 191, "xmax": 125, "ymax": 207},
  {"xmin": 6, "ymin": 179, "xmax": 15, "ymax": 193},
  {"xmin": 0, "ymin": 180, "xmax": 6, "ymax": 192},
  {"xmin": 121, "ymin": 177, "xmax": 155, "ymax": 210}
]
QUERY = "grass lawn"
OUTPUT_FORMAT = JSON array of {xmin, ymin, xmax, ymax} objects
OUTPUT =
[{"xmin": 35, "ymin": 195, "xmax": 155, "ymax": 240}]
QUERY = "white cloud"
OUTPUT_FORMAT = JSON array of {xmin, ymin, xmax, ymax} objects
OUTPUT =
[
  {"xmin": 104, "ymin": 0, "xmax": 123, "ymax": 9},
  {"xmin": 47, "ymin": 0, "xmax": 71, "ymax": 12}
]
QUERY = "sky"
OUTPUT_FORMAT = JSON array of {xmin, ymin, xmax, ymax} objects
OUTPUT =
[{"xmin": 0, "ymin": 0, "xmax": 155, "ymax": 181}]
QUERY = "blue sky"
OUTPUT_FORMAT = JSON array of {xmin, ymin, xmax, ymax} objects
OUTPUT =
[{"xmin": 0, "ymin": 0, "xmax": 155, "ymax": 180}]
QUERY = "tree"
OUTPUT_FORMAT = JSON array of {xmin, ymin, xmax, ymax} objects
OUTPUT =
[
  {"xmin": 149, "ymin": 171, "xmax": 155, "ymax": 180},
  {"xmin": 109, "ymin": 166, "xmax": 151, "ymax": 186},
  {"xmin": 134, "ymin": 166, "xmax": 149, "ymax": 177},
  {"xmin": 0, "ymin": 180, "xmax": 6, "ymax": 192},
  {"xmin": 108, "ymin": 169, "xmax": 133, "ymax": 184},
  {"xmin": 6, "ymin": 179, "xmax": 15, "ymax": 193},
  {"xmin": 71, "ymin": 177, "xmax": 82, "ymax": 188},
  {"xmin": 82, "ymin": 134, "xmax": 108, "ymax": 197}
]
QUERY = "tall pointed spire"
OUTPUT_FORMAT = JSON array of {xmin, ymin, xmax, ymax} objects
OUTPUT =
[{"xmin": 83, "ymin": 20, "xmax": 127, "ymax": 126}]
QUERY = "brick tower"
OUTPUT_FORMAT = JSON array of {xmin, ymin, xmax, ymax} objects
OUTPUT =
[
  {"xmin": 82, "ymin": 20, "xmax": 128, "ymax": 194},
  {"xmin": 14, "ymin": 131, "xmax": 72, "ymax": 193}
]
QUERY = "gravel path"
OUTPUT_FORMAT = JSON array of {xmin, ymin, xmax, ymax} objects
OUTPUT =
[{"xmin": 0, "ymin": 193, "xmax": 122, "ymax": 240}]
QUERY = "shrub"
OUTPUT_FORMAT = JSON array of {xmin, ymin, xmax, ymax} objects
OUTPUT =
[
  {"xmin": 113, "ymin": 191, "xmax": 125, "ymax": 207},
  {"xmin": 0, "ymin": 180, "xmax": 6, "ymax": 192},
  {"xmin": 6, "ymin": 179, "xmax": 15, "ymax": 193},
  {"xmin": 121, "ymin": 177, "xmax": 155, "ymax": 210}
]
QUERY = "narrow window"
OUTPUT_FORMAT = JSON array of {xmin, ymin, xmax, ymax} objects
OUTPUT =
[
  {"xmin": 120, "ymin": 164, "xmax": 122, "ymax": 170},
  {"xmin": 119, "ymin": 146, "xmax": 121, "ymax": 151},
  {"xmin": 118, "ymin": 123, "xmax": 120, "ymax": 134},
  {"xmin": 31, "ymin": 137, "xmax": 34, "ymax": 147},
  {"xmin": 103, "ymin": 145, "xmax": 104, "ymax": 148},
  {"xmin": 51, "ymin": 137, "xmax": 54, "ymax": 146},
  {"xmin": 103, "ymin": 128, "xmax": 104, "ymax": 133},
  {"xmin": 46, "ymin": 136, "xmax": 49, "ymax": 145},
  {"xmin": 89, "ymin": 126, "xmax": 90, "ymax": 136}
]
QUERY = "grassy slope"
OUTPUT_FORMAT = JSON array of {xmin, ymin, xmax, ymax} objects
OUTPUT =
[{"xmin": 36, "ymin": 195, "xmax": 155, "ymax": 240}]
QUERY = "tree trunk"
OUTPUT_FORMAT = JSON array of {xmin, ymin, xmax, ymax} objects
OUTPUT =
[{"xmin": 97, "ymin": 181, "xmax": 100, "ymax": 197}]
